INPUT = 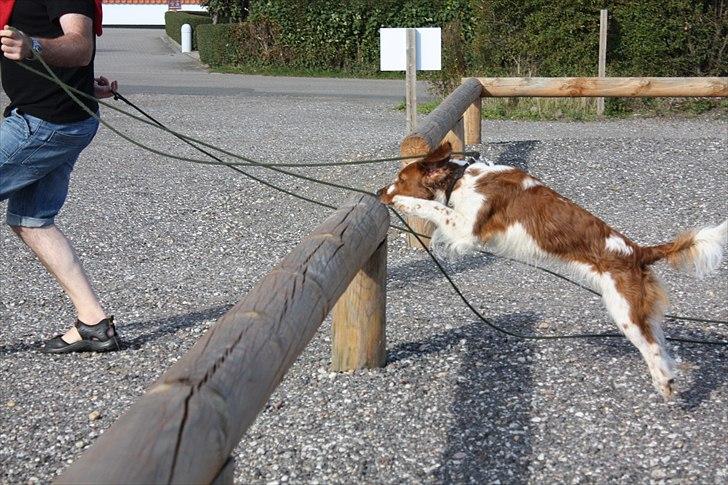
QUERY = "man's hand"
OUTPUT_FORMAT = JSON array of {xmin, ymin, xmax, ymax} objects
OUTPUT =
[
  {"xmin": 94, "ymin": 76, "xmax": 118, "ymax": 99},
  {"xmin": 0, "ymin": 25, "xmax": 32, "ymax": 61}
]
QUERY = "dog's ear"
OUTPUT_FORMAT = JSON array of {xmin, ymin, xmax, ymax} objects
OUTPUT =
[
  {"xmin": 423, "ymin": 142, "xmax": 453, "ymax": 164},
  {"xmin": 422, "ymin": 159, "xmax": 450, "ymax": 184}
]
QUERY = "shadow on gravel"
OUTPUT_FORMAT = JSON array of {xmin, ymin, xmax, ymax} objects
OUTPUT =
[
  {"xmin": 568, "ymin": 332, "xmax": 728, "ymax": 410},
  {"xmin": 676, "ymin": 345, "xmax": 728, "ymax": 410},
  {"xmin": 122, "ymin": 304, "xmax": 231, "ymax": 349},
  {"xmin": 438, "ymin": 314, "xmax": 537, "ymax": 483},
  {"xmin": 388, "ymin": 313, "xmax": 538, "ymax": 483},
  {"xmin": 387, "ymin": 251, "xmax": 498, "ymax": 289},
  {"xmin": 0, "ymin": 305, "xmax": 232, "ymax": 357},
  {"xmin": 495, "ymin": 140, "xmax": 539, "ymax": 171}
]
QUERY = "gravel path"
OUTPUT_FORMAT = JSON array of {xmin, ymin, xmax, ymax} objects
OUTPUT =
[{"xmin": 2, "ymin": 30, "xmax": 727, "ymax": 485}]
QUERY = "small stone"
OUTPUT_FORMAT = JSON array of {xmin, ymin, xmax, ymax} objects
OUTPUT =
[
  {"xmin": 75, "ymin": 441, "xmax": 84, "ymax": 448},
  {"xmin": 88, "ymin": 411, "xmax": 102, "ymax": 421},
  {"xmin": 6, "ymin": 400, "xmax": 16, "ymax": 408},
  {"xmin": 453, "ymin": 452, "xmax": 467, "ymax": 460}
]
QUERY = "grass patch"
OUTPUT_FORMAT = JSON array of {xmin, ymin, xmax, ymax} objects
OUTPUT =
[
  {"xmin": 395, "ymin": 100, "xmax": 440, "ymax": 115},
  {"xmin": 211, "ymin": 64, "xmax": 405, "ymax": 80},
  {"xmin": 395, "ymin": 97, "xmax": 727, "ymax": 121}
]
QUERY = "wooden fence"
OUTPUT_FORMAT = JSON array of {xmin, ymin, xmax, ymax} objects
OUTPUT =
[
  {"xmin": 56, "ymin": 194, "xmax": 389, "ymax": 484},
  {"xmin": 400, "ymin": 75, "xmax": 728, "ymax": 247}
]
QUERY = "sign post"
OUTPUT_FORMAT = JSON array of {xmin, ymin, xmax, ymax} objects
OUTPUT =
[{"xmin": 380, "ymin": 28, "xmax": 442, "ymax": 134}]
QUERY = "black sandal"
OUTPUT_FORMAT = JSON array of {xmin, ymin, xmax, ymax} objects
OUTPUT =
[{"xmin": 43, "ymin": 316, "xmax": 121, "ymax": 354}]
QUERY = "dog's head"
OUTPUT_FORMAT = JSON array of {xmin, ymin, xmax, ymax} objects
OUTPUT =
[{"xmin": 377, "ymin": 142, "xmax": 456, "ymax": 205}]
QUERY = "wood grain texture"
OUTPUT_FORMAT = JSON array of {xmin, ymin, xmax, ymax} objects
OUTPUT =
[
  {"xmin": 331, "ymin": 240, "xmax": 387, "ymax": 371},
  {"xmin": 476, "ymin": 77, "xmax": 728, "ymax": 97},
  {"xmin": 56, "ymin": 195, "xmax": 389, "ymax": 485},
  {"xmin": 400, "ymin": 77, "xmax": 483, "ymax": 159},
  {"xmin": 444, "ymin": 117, "xmax": 465, "ymax": 160},
  {"xmin": 464, "ymin": 97, "xmax": 482, "ymax": 145},
  {"xmin": 405, "ymin": 28, "xmax": 417, "ymax": 133},
  {"xmin": 596, "ymin": 9, "xmax": 608, "ymax": 115}
]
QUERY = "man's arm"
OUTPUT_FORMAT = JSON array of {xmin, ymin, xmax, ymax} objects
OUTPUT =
[{"xmin": 0, "ymin": 13, "xmax": 93, "ymax": 67}]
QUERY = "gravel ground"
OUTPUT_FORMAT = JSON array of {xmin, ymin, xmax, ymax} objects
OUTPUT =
[{"xmin": 1, "ymin": 86, "xmax": 727, "ymax": 485}]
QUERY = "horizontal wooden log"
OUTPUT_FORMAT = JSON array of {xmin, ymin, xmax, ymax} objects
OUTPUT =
[
  {"xmin": 56, "ymin": 194, "xmax": 389, "ymax": 485},
  {"xmin": 400, "ymin": 77, "xmax": 483, "ymax": 160},
  {"xmin": 476, "ymin": 77, "xmax": 728, "ymax": 97}
]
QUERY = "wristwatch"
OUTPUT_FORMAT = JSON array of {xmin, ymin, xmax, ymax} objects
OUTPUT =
[{"xmin": 28, "ymin": 37, "xmax": 43, "ymax": 58}]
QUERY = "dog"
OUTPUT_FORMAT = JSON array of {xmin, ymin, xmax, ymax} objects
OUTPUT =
[{"xmin": 377, "ymin": 142, "xmax": 727, "ymax": 399}]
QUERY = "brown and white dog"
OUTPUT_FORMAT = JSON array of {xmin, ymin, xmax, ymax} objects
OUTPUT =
[{"xmin": 377, "ymin": 142, "xmax": 727, "ymax": 399}]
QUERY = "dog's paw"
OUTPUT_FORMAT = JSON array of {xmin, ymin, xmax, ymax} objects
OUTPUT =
[
  {"xmin": 392, "ymin": 195, "xmax": 421, "ymax": 214},
  {"xmin": 654, "ymin": 376, "xmax": 677, "ymax": 401}
]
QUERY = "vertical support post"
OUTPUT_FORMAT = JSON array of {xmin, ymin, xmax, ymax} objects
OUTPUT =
[
  {"xmin": 464, "ymin": 96, "xmax": 482, "ymax": 145},
  {"xmin": 597, "ymin": 9, "xmax": 608, "ymax": 116},
  {"xmin": 403, "ymin": 29, "xmax": 431, "ymax": 250},
  {"xmin": 331, "ymin": 239, "xmax": 387, "ymax": 371},
  {"xmin": 405, "ymin": 28, "xmax": 417, "ymax": 133},
  {"xmin": 445, "ymin": 117, "xmax": 465, "ymax": 160}
]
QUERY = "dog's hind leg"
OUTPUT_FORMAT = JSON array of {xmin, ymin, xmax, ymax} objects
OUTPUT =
[{"xmin": 598, "ymin": 270, "xmax": 676, "ymax": 399}]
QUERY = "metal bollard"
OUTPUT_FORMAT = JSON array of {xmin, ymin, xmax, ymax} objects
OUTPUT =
[{"xmin": 181, "ymin": 24, "xmax": 192, "ymax": 53}]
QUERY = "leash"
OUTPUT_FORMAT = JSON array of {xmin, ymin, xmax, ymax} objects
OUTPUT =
[{"xmin": 16, "ymin": 52, "xmax": 728, "ymax": 346}]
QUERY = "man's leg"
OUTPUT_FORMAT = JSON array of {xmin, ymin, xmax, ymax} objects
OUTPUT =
[{"xmin": 12, "ymin": 224, "xmax": 107, "ymax": 343}]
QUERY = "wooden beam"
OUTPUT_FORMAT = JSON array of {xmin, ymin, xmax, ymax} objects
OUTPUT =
[
  {"xmin": 464, "ymin": 97, "xmax": 482, "ymax": 145},
  {"xmin": 476, "ymin": 77, "xmax": 728, "ymax": 97},
  {"xmin": 331, "ymin": 239, "xmax": 387, "ymax": 371},
  {"xmin": 56, "ymin": 195, "xmax": 389, "ymax": 485},
  {"xmin": 400, "ymin": 77, "xmax": 483, "ymax": 160}
]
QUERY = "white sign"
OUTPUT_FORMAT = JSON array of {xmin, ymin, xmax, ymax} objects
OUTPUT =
[{"xmin": 380, "ymin": 28, "xmax": 442, "ymax": 71}]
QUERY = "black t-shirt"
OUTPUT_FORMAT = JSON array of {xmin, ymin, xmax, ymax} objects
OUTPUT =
[{"xmin": 1, "ymin": 0, "xmax": 98, "ymax": 123}]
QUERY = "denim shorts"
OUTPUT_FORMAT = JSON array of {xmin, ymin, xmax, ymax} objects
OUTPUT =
[{"xmin": 0, "ymin": 109, "xmax": 99, "ymax": 227}]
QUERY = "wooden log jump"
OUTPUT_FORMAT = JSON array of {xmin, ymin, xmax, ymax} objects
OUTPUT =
[
  {"xmin": 476, "ymin": 77, "xmax": 728, "ymax": 98},
  {"xmin": 57, "ymin": 194, "xmax": 389, "ymax": 485}
]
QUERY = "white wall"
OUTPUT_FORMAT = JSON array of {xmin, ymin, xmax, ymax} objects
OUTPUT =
[{"xmin": 103, "ymin": 5, "xmax": 207, "ymax": 26}]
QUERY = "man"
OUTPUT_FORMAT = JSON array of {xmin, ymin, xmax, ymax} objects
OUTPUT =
[{"xmin": 0, "ymin": 0, "xmax": 121, "ymax": 353}]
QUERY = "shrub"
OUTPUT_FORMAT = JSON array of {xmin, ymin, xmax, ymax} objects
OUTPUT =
[
  {"xmin": 197, "ymin": 23, "xmax": 240, "ymax": 66},
  {"xmin": 165, "ymin": 10, "xmax": 213, "ymax": 49}
]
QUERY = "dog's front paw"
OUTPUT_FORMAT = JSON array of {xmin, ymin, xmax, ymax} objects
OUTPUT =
[{"xmin": 392, "ymin": 195, "xmax": 422, "ymax": 214}]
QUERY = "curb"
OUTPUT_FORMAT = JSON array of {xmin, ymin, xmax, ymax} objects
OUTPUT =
[{"xmin": 160, "ymin": 32, "xmax": 201, "ymax": 62}]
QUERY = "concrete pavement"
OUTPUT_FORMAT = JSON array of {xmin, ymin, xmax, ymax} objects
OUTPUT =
[{"xmin": 93, "ymin": 27, "xmax": 435, "ymax": 101}]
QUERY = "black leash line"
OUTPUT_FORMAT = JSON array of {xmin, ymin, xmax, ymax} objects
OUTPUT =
[{"xmin": 23, "ymin": 54, "xmax": 728, "ymax": 345}]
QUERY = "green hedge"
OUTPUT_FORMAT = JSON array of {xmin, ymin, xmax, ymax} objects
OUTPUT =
[
  {"xmin": 471, "ymin": 0, "xmax": 726, "ymax": 78},
  {"xmin": 241, "ymin": 0, "xmax": 472, "ymax": 74},
  {"xmin": 165, "ymin": 11, "xmax": 213, "ymax": 50},
  {"xmin": 195, "ymin": 1, "xmax": 725, "ymax": 97},
  {"xmin": 197, "ymin": 23, "xmax": 240, "ymax": 66}
]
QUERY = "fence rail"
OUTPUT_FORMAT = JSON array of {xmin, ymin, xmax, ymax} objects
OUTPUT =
[{"xmin": 56, "ymin": 194, "xmax": 389, "ymax": 484}]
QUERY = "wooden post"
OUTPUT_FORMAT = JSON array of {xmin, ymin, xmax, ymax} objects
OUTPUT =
[
  {"xmin": 445, "ymin": 117, "xmax": 465, "ymax": 160},
  {"xmin": 464, "ymin": 96, "xmax": 482, "ymax": 145},
  {"xmin": 56, "ymin": 195, "xmax": 389, "ymax": 485},
  {"xmin": 331, "ymin": 239, "xmax": 386, "ymax": 371},
  {"xmin": 597, "ymin": 9, "xmax": 608, "ymax": 116},
  {"xmin": 405, "ymin": 28, "xmax": 417, "ymax": 133}
]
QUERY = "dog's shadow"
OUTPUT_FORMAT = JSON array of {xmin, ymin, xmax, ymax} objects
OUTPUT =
[{"xmin": 573, "ymin": 327, "xmax": 728, "ymax": 409}]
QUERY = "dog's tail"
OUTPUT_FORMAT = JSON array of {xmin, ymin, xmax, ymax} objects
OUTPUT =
[{"xmin": 639, "ymin": 220, "xmax": 727, "ymax": 278}]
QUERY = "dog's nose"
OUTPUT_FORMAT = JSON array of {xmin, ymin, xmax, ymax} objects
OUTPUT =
[{"xmin": 376, "ymin": 186, "xmax": 387, "ymax": 198}]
